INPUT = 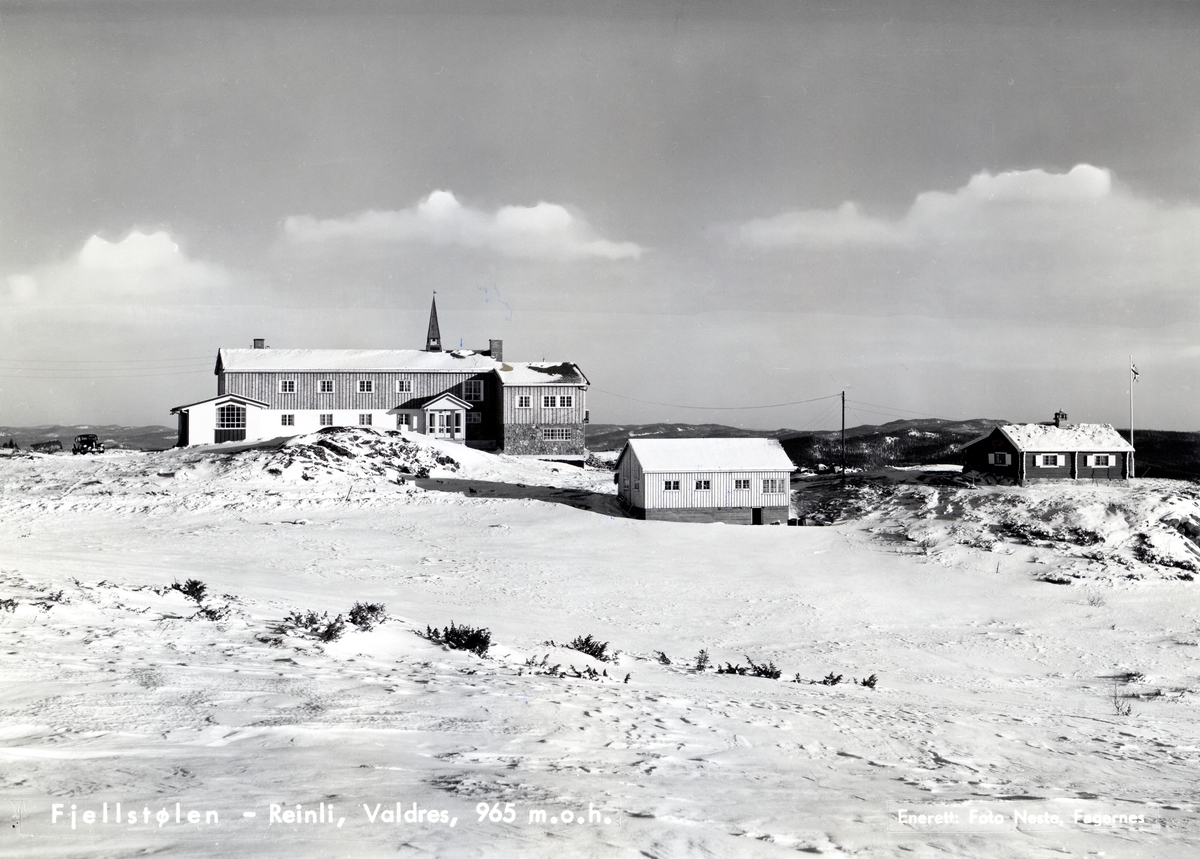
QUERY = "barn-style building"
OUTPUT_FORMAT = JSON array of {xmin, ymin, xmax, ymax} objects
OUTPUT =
[
  {"xmin": 615, "ymin": 438, "xmax": 795, "ymax": 524},
  {"xmin": 170, "ymin": 298, "xmax": 589, "ymax": 461},
  {"xmin": 961, "ymin": 411, "xmax": 1134, "ymax": 483}
]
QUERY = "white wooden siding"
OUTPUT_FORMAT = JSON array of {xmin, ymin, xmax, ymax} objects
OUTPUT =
[
  {"xmin": 639, "ymin": 469, "xmax": 791, "ymax": 509},
  {"xmin": 502, "ymin": 385, "xmax": 587, "ymax": 425},
  {"xmin": 221, "ymin": 370, "xmax": 492, "ymax": 411}
]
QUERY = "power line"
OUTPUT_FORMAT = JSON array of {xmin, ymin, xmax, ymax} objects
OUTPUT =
[
  {"xmin": 592, "ymin": 389, "xmax": 841, "ymax": 411},
  {"xmin": 0, "ymin": 355, "xmax": 212, "ymax": 365},
  {"xmin": 0, "ymin": 369, "xmax": 213, "ymax": 379}
]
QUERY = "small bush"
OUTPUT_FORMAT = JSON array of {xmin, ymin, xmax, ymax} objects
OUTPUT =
[
  {"xmin": 348, "ymin": 602, "xmax": 387, "ymax": 630},
  {"xmin": 695, "ymin": 649, "xmax": 710, "ymax": 671},
  {"xmin": 567, "ymin": 634, "xmax": 610, "ymax": 662},
  {"xmin": 716, "ymin": 662, "xmax": 748, "ymax": 675},
  {"xmin": 287, "ymin": 609, "xmax": 346, "ymax": 642},
  {"xmin": 860, "ymin": 673, "xmax": 878, "ymax": 689},
  {"xmin": 171, "ymin": 579, "xmax": 208, "ymax": 604},
  {"xmin": 196, "ymin": 604, "xmax": 232, "ymax": 622},
  {"xmin": 427, "ymin": 622, "xmax": 491, "ymax": 657},
  {"xmin": 1111, "ymin": 682, "xmax": 1133, "ymax": 717},
  {"xmin": 0, "ymin": 597, "xmax": 17, "ymax": 613},
  {"xmin": 655, "ymin": 650, "xmax": 672, "ymax": 665},
  {"xmin": 820, "ymin": 672, "xmax": 843, "ymax": 686},
  {"xmin": 745, "ymin": 657, "xmax": 781, "ymax": 679}
]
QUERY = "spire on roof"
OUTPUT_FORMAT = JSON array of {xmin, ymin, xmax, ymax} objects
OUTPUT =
[{"xmin": 425, "ymin": 293, "xmax": 442, "ymax": 352}]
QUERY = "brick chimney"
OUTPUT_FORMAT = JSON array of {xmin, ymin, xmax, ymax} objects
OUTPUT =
[
  {"xmin": 1054, "ymin": 410, "xmax": 1071, "ymax": 428},
  {"xmin": 253, "ymin": 338, "xmax": 266, "ymax": 349},
  {"xmin": 488, "ymin": 339, "xmax": 503, "ymax": 361}
]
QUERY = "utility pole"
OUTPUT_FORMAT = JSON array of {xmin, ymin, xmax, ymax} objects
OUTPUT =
[
  {"xmin": 841, "ymin": 390, "xmax": 846, "ymax": 480},
  {"xmin": 1129, "ymin": 356, "xmax": 1137, "ymax": 478}
]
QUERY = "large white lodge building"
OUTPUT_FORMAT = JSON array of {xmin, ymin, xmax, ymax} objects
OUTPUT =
[{"xmin": 171, "ymin": 298, "xmax": 590, "ymax": 461}]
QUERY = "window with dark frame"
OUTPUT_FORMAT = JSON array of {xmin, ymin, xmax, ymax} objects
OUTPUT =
[
  {"xmin": 319, "ymin": 380, "xmax": 334, "ymax": 393},
  {"xmin": 319, "ymin": 413, "xmax": 333, "ymax": 426},
  {"xmin": 734, "ymin": 478, "xmax": 751, "ymax": 490},
  {"xmin": 279, "ymin": 380, "xmax": 296, "ymax": 393},
  {"xmin": 695, "ymin": 479, "xmax": 711, "ymax": 490},
  {"xmin": 664, "ymin": 480, "xmax": 680, "ymax": 491},
  {"xmin": 358, "ymin": 380, "xmax": 373, "ymax": 393},
  {"xmin": 396, "ymin": 380, "xmax": 412, "ymax": 394},
  {"xmin": 542, "ymin": 395, "xmax": 556, "ymax": 408},
  {"xmin": 281, "ymin": 414, "xmax": 294, "ymax": 426},
  {"xmin": 358, "ymin": 413, "xmax": 372, "ymax": 426},
  {"xmin": 464, "ymin": 380, "xmax": 484, "ymax": 402},
  {"xmin": 517, "ymin": 395, "xmax": 531, "ymax": 408}
]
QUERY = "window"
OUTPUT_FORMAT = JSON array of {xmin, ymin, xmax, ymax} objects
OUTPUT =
[
  {"xmin": 464, "ymin": 380, "xmax": 484, "ymax": 402},
  {"xmin": 216, "ymin": 404, "xmax": 246, "ymax": 429},
  {"xmin": 396, "ymin": 414, "xmax": 411, "ymax": 429},
  {"xmin": 279, "ymin": 380, "xmax": 296, "ymax": 394},
  {"xmin": 319, "ymin": 413, "xmax": 333, "ymax": 426},
  {"xmin": 396, "ymin": 380, "xmax": 412, "ymax": 394},
  {"xmin": 1037, "ymin": 454, "xmax": 1060, "ymax": 467},
  {"xmin": 466, "ymin": 412, "xmax": 482, "ymax": 424},
  {"xmin": 695, "ymin": 479, "xmax": 711, "ymax": 491},
  {"xmin": 1091, "ymin": 454, "xmax": 1111, "ymax": 467},
  {"xmin": 664, "ymin": 480, "xmax": 681, "ymax": 491},
  {"xmin": 358, "ymin": 413, "xmax": 372, "ymax": 426},
  {"xmin": 358, "ymin": 380, "xmax": 373, "ymax": 393},
  {"xmin": 319, "ymin": 380, "xmax": 334, "ymax": 394},
  {"xmin": 734, "ymin": 478, "xmax": 751, "ymax": 490},
  {"xmin": 987, "ymin": 452, "xmax": 1010, "ymax": 466},
  {"xmin": 281, "ymin": 414, "xmax": 294, "ymax": 426},
  {"xmin": 763, "ymin": 478, "xmax": 785, "ymax": 493},
  {"xmin": 542, "ymin": 427, "xmax": 572, "ymax": 440},
  {"xmin": 542, "ymin": 395, "xmax": 556, "ymax": 408},
  {"xmin": 559, "ymin": 394, "xmax": 573, "ymax": 408},
  {"xmin": 517, "ymin": 395, "xmax": 531, "ymax": 408}
]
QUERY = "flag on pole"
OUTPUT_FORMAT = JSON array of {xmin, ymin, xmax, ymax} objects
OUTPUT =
[{"xmin": 1131, "ymin": 361, "xmax": 1140, "ymax": 382}]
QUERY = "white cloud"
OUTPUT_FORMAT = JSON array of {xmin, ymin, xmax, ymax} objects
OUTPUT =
[
  {"xmin": 5, "ymin": 231, "xmax": 229, "ymax": 304},
  {"xmin": 725, "ymin": 164, "xmax": 1200, "ymax": 323},
  {"xmin": 284, "ymin": 190, "xmax": 644, "ymax": 261}
]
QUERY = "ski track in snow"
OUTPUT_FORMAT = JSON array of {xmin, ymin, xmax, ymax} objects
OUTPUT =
[{"xmin": 2, "ymin": 430, "xmax": 1200, "ymax": 857}]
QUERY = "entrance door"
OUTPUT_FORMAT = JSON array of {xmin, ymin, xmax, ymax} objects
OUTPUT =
[
  {"xmin": 427, "ymin": 411, "xmax": 451, "ymax": 438},
  {"xmin": 752, "ymin": 508, "xmax": 763, "ymax": 525}
]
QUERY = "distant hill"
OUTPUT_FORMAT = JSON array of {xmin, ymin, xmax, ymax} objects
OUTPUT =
[{"xmin": 0, "ymin": 425, "xmax": 177, "ymax": 452}]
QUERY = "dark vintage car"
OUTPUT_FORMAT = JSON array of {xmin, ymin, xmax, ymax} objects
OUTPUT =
[{"xmin": 72, "ymin": 434, "xmax": 105, "ymax": 455}]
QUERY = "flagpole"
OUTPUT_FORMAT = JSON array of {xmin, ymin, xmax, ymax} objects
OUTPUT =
[{"xmin": 1129, "ymin": 355, "xmax": 1135, "ymax": 478}]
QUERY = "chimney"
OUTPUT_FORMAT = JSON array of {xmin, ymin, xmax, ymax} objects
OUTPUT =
[
  {"xmin": 253, "ymin": 338, "xmax": 266, "ymax": 349},
  {"xmin": 488, "ymin": 339, "xmax": 503, "ymax": 361},
  {"xmin": 1054, "ymin": 410, "xmax": 1070, "ymax": 428}
]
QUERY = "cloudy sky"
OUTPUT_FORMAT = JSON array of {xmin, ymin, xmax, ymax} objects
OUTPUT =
[{"xmin": 3, "ymin": 0, "xmax": 1200, "ymax": 432}]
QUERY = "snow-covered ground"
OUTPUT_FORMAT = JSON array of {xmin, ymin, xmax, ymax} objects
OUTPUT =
[{"xmin": 2, "ymin": 428, "xmax": 1200, "ymax": 858}]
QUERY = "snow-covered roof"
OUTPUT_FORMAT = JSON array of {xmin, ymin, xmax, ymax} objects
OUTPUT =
[
  {"xmin": 216, "ymin": 348, "xmax": 502, "ymax": 373},
  {"xmin": 495, "ymin": 361, "xmax": 589, "ymax": 386},
  {"xmin": 997, "ymin": 423, "xmax": 1134, "ymax": 452},
  {"xmin": 623, "ymin": 438, "xmax": 795, "ymax": 473},
  {"xmin": 170, "ymin": 393, "xmax": 270, "ymax": 414}
]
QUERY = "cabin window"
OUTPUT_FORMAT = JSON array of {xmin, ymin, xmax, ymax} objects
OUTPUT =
[
  {"xmin": 763, "ymin": 478, "xmax": 785, "ymax": 493},
  {"xmin": 319, "ymin": 414, "xmax": 333, "ymax": 426},
  {"xmin": 664, "ymin": 480, "xmax": 680, "ymax": 491},
  {"xmin": 396, "ymin": 380, "xmax": 412, "ymax": 394},
  {"xmin": 987, "ymin": 452, "xmax": 1010, "ymax": 466},
  {"xmin": 695, "ymin": 479, "xmax": 711, "ymax": 490},
  {"xmin": 1091, "ymin": 454, "xmax": 1111, "ymax": 467},
  {"xmin": 279, "ymin": 380, "xmax": 296, "ymax": 393},
  {"xmin": 464, "ymin": 380, "xmax": 484, "ymax": 402},
  {"xmin": 216, "ymin": 404, "xmax": 246, "ymax": 429},
  {"xmin": 466, "ymin": 412, "xmax": 482, "ymax": 424},
  {"xmin": 358, "ymin": 413, "xmax": 372, "ymax": 426},
  {"xmin": 542, "ymin": 427, "xmax": 572, "ymax": 440},
  {"xmin": 319, "ymin": 380, "xmax": 334, "ymax": 393},
  {"xmin": 734, "ymin": 478, "xmax": 751, "ymax": 490},
  {"xmin": 397, "ymin": 414, "xmax": 411, "ymax": 428},
  {"xmin": 542, "ymin": 395, "xmax": 557, "ymax": 408},
  {"xmin": 517, "ymin": 395, "xmax": 531, "ymax": 408},
  {"xmin": 559, "ymin": 394, "xmax": 573, "ymax": 408},
  {"xmin": 1037, "ymin": 454, "xmax": 1060, "ymax": 467},
  {"xmin": 281, "ymin": 414, "xmax": 294, "ymax": 426},
  {"xmin": 358, "ymin": 380, "xmax": 373, "ymax": 393}
]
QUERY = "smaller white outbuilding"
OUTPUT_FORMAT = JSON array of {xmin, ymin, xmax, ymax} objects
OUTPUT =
[{"xmin": 615, "ymin": 437, "xmax": 795, "ymax": 524}]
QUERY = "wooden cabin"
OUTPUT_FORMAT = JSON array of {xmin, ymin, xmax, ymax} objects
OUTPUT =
[
  {"xmin": 615, "ymin": 438, "xmax": 795, "ymax": 524},
  {"xmin": 960, "ymin": 411, "xmax": 1134, "ymax": 484}
]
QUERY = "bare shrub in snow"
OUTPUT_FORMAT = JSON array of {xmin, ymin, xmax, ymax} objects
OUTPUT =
[
  {"xmin": 717, "ymin": 658, "xmax": 781, "ymax": 679},
  {"xmin": 0, "ymin": 597, "xmax": 17, "ymax": 613},
  {"xmin": 196, "ymin": 604, "xmax": 232, "ymax": 622},
  {"xmin": 1086, "ymin": 593, "xmax": 1107, "ymax": 607},
  {"xmin": 348, "ymin": 602, "xmax": 387, "ymax": 630},
  {"xmin": 655, "ymin": 650, "xmax": 671, "ymax": 665},
  {"xmin": 1111, "ymin": 682, "xmax": 1133, "ymax": 718},
  {"xmin": 567, "ymin": 634, "xmax": 610, "ymax": 662},
  {"xmin": 427, "ymin": 622, "xmax": 491, "ymax": 657},
  {"xmin": 820, "ymin": 672, "xmax": 844, "ymax": 686},
  {"xmin": 716, "ymin": 662, "xmax": 748, "ymax": 676},
  {"xmin": 287, "ymin": 609, "xmax": 346, "ymax": 642},
  {"xmin": 860, "ymin": 673, "xmax": 879, "ymax": 689},
  {"xmin": 171, "ymin": 579, "xmax": 208, "ymax": 604}
]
